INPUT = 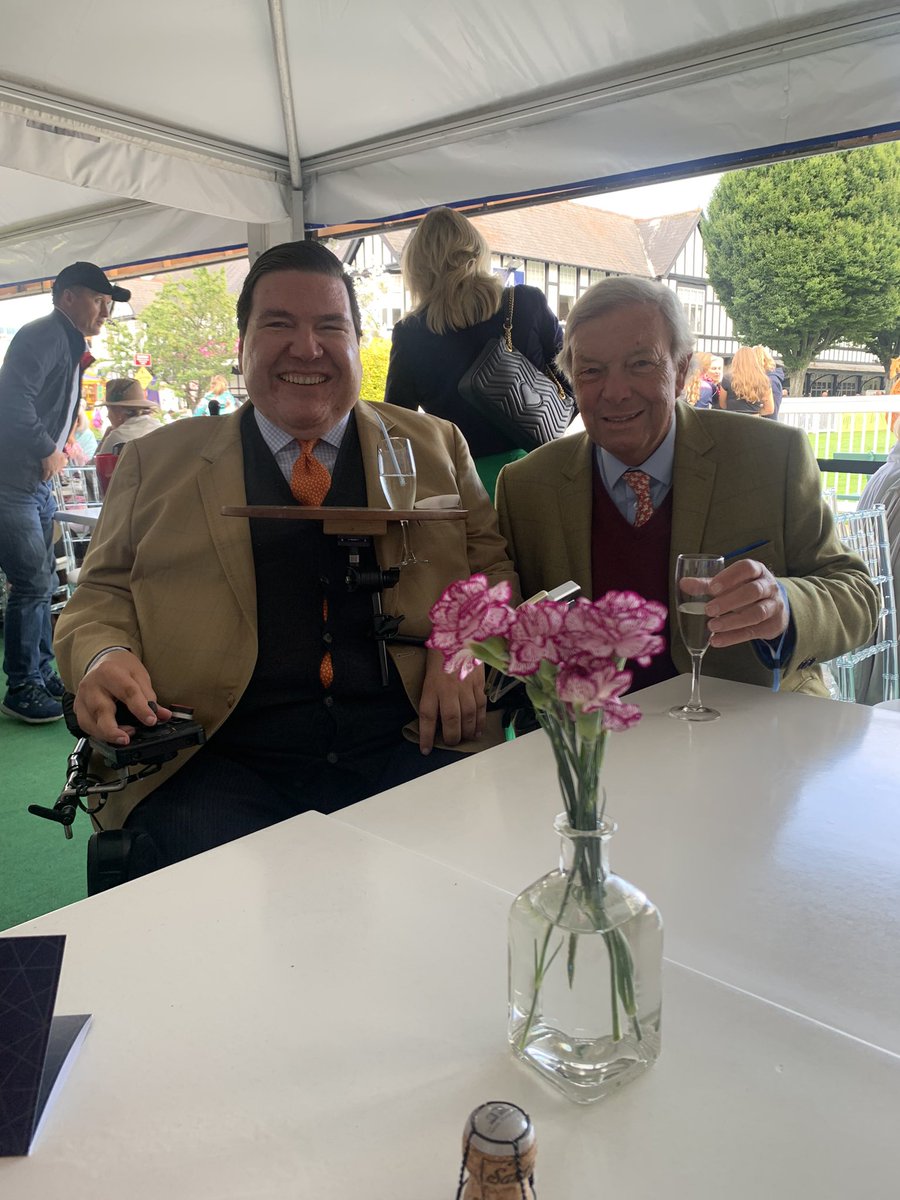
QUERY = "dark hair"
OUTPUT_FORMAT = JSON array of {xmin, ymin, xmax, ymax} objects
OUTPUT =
[{"xmin": 236, "ymin": 240, "xmax": 362, "ymax": 339}]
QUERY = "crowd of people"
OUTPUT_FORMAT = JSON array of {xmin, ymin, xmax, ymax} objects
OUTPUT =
[
  {"xmin": 0, "ymin": 227, "xmax": 881, "ymax": 886},
  {"xmin": 683, "ymin": 344, "xmax": 785, "ymax": 418}
]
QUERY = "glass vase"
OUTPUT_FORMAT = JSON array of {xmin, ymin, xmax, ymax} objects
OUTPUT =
[{"xmin": 508, "ymin": 812, "xmax": 663, "ymax": 1103}]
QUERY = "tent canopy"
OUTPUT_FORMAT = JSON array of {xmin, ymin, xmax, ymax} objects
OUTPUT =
[{"xmin": 0, "ymin": 0, "xmax": 897, "ymax": 289}]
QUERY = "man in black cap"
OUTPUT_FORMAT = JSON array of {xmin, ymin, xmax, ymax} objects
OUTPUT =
[{"xmin": 0, "ymin": 261, "xmax": 131, "ymax": 723}]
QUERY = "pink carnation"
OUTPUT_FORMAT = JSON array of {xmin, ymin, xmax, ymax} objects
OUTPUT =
[
  {"xmin": 561, "ymin": 592, "xmax": 666, "ymax": 667},
  {"xmin": 600, "ymin": 700, "xmax": 643, "ymax": 732},
  {"xmin": 427, "ymin": 574, "xmax": 515, "ymax": 679},
  {"xmin": 507, "ymin": 600, "xmax": 568, "ymax": 676},
  {"xmin": 555, "ymin": 654, "xmax": 632, "ymax": 714}
]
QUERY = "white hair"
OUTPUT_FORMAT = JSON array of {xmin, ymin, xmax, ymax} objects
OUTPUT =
[{"xmin": 556, "ymin": 276, "xmax": 694, "ymax": 381}]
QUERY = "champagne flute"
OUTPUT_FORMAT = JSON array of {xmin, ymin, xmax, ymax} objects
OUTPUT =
[
  {"xmin": 668, "ymin": 553, "xmax": 725, "ymax": 722},
  {"xmin": 377, "ymin": 437, "xmax": 420, "ymax": 566}
]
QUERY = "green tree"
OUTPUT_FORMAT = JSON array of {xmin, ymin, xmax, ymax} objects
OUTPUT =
[
  {"xmin": 99, "ymin": 267, "xmax": 237, "ymax": 407},
  {"xmin": 360, "ymin": 336, "xmax": 391, "ymax": 402},
  {"xmin": 862, "ymin": 326, "xmax": 900, "ymax": 379},
  {"xmin": 701, "ymin": 145, "xmax": 900, "ymax": 394}
]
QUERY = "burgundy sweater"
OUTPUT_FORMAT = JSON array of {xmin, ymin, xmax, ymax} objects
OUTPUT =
[{"xmin": 591, "ymin": 463, "xmax": 677, "ymax": 692}]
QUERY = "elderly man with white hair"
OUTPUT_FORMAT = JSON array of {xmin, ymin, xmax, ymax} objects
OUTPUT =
[{"xmin": 496, "ymin": 275, "xmax": 877, "ymax": 696}]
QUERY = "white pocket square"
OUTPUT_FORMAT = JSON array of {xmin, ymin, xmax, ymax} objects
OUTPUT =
[{"xmin": 414, "ymin": 494, "xmax": 462, "ymax": 510}]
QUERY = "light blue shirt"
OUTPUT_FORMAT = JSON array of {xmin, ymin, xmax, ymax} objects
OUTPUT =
[
  {"xmin": 254, "ymin": 408, "xmax": 350, "ymax": 483},
  {"xmin": 594, "ymin": 415, "xmax": 676, "ymax": 522}
]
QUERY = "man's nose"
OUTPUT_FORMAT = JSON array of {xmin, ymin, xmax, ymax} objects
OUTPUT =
[
  {"xmin": 599, "ymin": 364, "xmax": 631, "ymax": 402},
  {"xmin": 289, "ymin": 325, "xmax": 323, "ymax": 358}
]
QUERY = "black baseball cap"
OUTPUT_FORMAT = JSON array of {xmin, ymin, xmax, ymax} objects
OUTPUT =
[{"xmin": 53, "ymin": 262, "xmax": 131, "ymax": 303}]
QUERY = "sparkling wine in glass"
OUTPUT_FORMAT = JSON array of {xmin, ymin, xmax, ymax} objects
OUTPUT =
[
  {"xmin": 668, "ymin": 552, "xmax": 725, "ymax": 722},
  {"xmin": 378, "ymin": 437, "xmax": 419, "ymax": 566}
]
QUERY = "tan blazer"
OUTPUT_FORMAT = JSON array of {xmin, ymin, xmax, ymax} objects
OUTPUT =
[
  {"xmin": 54, "ymin": 401, "xmax": 517, "ymax": 826},
  {"xmin": 496, "ymin": 403, "xmax": 878, "ymax": 695}
]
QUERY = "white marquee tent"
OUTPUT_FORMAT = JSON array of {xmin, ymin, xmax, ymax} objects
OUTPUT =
[{"xmin": 0, "ymin": 0, "xmax": 897, "ymax": 290}]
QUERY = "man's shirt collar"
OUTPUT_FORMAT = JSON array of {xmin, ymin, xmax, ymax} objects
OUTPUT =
[{"xmin": 254, "ymin": 406, "xmax": 350, "ymax": 455}]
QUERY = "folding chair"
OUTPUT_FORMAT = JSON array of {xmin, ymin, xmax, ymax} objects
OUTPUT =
[{"xmin": 823, "ymin": 505, "xmax": 899, "ymax": 704}]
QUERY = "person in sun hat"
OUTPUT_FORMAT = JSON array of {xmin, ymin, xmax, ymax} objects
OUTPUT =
[
  {"xmin": 96, "ymin": 378, "xmax": 161, "ymax": 454},
  {"xmin": 0, "ymin": 261, "xmax": 130, "ymax": 725}
]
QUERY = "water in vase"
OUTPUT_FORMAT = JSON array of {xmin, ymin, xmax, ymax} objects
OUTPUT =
[{"xmin": 508, "ymin": 866, "xmax": 663, "ymax": 1104}]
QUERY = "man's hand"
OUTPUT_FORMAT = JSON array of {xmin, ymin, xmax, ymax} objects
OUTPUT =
[
  {"xmin": 74, "ymin": 650, "xmax": 173, "ymax": 744},
  {"xmin": 41, "ymin": 449, "xmax": 68, "ymax": 480},
  {"xmin": 698, "ymin": 558, "xmax": 789, "ymax": 649},
  {"xmin": 418, "ymin": 648, "xmax": 486, "ymax": 754}
]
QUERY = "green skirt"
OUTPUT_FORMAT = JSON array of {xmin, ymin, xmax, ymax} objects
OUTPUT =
[{"xmin": 475, "ymin": 448, "xmax": 527, "ymax": 500}]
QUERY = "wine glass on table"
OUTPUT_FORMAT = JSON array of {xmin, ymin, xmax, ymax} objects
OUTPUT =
[
  {"xmin": 668, "ymin": 552, "xmax": 725, "ymax": 722},
  {"xmin": 377, "ymin": 437, "xmax": 423, "ymax": 566}
]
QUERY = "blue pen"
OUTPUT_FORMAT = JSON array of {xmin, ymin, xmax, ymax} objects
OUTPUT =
[{"xmin": 723, "ymin": 539, "xmax": 767, "ymax": 561}]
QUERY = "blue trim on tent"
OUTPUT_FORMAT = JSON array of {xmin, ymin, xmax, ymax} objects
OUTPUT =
[{"xmin": 306, "ymin": 120, "xmax": 900, "ymax": 230}]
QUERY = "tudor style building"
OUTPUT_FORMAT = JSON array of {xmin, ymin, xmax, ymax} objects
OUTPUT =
[{"xmin": 338, "ymin": 200, "xmax": 885, "ymax": 396}]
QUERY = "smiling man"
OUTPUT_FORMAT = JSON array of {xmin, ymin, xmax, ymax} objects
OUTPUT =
[
  {"xmin": 496, "ymin": 275, "xmax": 877, "ymax": 695},
  {"xmin": 0, "ymin": 261, "xmax": 130, "ymax": 724},
  {"xmin": 54, "ymin": 240, "xmax": 516, "ymax": 877}
]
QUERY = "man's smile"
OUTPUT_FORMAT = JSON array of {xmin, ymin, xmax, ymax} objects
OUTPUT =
[{"xmin": 278, "ymin": 372, "xmax": 327, "ymax": 385}]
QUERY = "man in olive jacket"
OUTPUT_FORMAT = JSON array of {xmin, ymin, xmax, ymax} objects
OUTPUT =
[{"xmin": 496, "ymin": 276, "xmax": 877, "ymax": 697}]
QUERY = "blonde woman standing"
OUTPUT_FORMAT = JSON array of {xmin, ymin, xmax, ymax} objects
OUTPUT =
[
  {"xmin": 384, "ymin": 207, "xmax": 570, "ymax": 495},
  {"xmin": 719, "ymin": 346, "xmax": 775, "ymax": 416}
]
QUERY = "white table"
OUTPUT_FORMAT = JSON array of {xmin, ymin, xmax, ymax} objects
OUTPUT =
[
  {"xmin": 2, "ymin": 678, "xmax": 899, "ymax": 1197},
  {"xmin": 337, "ymin": 675, "xmax": 900, "ymax": 1055},
  {"xmin": 3, "ymin": 810, "xmax": 899, "ymax": 1198},
  {"xmin": 55, "ymin": 505, "xmax": 102, "ymax": 531}
]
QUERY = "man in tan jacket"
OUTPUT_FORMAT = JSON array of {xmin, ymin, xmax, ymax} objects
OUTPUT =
[
  {"xmin": 55, "ymin": 241, "xmax": 516, "ymax": 868},
  {"xmin": 496, "ymin": 276, "xmax": 877, "ymax": 697}
]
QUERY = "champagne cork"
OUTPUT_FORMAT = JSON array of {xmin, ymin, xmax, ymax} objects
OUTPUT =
[{"xmin": 458, "ymin": 1101, "xmax": 536, "ymax": 1200}]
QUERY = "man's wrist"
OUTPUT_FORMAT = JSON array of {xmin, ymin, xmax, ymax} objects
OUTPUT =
[{"xmin": 84, "ymin": 646, "xmax": 132, "ymax": 675}]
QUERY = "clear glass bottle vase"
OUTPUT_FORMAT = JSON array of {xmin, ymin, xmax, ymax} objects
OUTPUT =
[{"xmin": 508, "ymin": 812, "xmax": 663, "ymax": 1103}]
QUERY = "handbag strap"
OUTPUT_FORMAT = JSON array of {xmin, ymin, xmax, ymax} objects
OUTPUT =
[
  {"xmin": 502, "ymin": 284, "xmax": 566, "ymax": 402},
  {"xmin": 501, "ymin": 287, "xmax": 515, "ymax": 352}
]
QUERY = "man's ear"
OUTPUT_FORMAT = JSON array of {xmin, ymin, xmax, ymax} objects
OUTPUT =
[
  {"xmin": 237, "ymin": 337, "xmax": 244, "ymax": 373},
  {"xmin": 675, "ymin": 354, "xmax": 692, "ymax": 395}
]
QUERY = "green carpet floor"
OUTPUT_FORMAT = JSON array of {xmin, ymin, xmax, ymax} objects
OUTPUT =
[{"xmin": 0, "ymin": 696, "xmax": 91, "ymax": 931}]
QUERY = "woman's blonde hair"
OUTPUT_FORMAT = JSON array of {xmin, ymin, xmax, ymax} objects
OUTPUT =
[
  {"xmin": 401, "ymin": 207, "xmax": 503, "ymax": 334},
  {"xmin": 729, "ymin": 346, "xmax": 772, "ymax": 407},
  {"xmin": 209, "ymin": 374, "xmax": 229, "ymax": 394},
  {"xmin": 683, "ymin": 352, "xmax": 713, "ymax": 406},
  {"xmin": 753, "ymin": 345, "xmax": 776, "ymax": 373}
]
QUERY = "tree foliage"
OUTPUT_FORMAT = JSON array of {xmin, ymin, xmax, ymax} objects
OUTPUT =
[
  {"xmin": 99, "ymin": 268, "xmax": 238, "ymax": 407},
  {"xmin": 359, "ymin": 336, "xmax": 391, "ymax": 402},
  {"xmin": 701, "ymin": 145, "xmax": 900, "ymax": 384}
]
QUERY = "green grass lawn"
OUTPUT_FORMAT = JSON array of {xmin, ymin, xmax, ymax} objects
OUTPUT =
[{"xmin": 806, "ymin": 412, "xmax": 893, "ymax": 502}]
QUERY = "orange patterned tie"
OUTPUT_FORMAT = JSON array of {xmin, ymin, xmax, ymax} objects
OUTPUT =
[
  {"xmin": 623, "ymin": 469, "xmax": 654, "ymax": 527},
  {"xmin": 290, "ymin": 440, "xmax": 334, "ymax": 687}
]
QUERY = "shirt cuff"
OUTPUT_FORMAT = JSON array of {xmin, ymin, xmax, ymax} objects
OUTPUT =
[
  {"xmin": 752, "ymin": 584, "xmax": 794, "ymax": 686},
  {"xmin": 84, "ymin": 646, "xmax": 132, "ymax": 675}
]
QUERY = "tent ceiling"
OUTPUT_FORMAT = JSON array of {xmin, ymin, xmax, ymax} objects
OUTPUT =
[{"xmin": 0, "ymin": 0, "xmax": 897, "ymax": 289}]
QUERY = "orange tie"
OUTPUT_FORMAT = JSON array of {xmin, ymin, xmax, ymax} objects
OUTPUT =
[
  {"xmin": 290, "ymin": 440, "xmax": 334, "ymax": 687},
  {"xmin": 623, "ymin": 469, "xmax": 654, "ymax": 527}
]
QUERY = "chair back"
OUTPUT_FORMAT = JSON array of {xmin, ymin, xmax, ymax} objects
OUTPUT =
[{"xmin": 823, "ymin": 505, "xmax": 899, "ymax": 704}]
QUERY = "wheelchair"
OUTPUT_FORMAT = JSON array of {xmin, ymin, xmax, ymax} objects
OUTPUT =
[{"xmin": 29, "ymin": 694, "xmax": 205, "ymax": 894}]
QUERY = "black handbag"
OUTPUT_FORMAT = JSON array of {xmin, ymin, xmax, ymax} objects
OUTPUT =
[{"xmin": 457, "ymin": 288, "xmax": 574, "ymax": 452}]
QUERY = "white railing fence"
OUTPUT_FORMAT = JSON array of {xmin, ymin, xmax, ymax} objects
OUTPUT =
[{"xmin": 780, "ymin": 396, "xmax": 900, "ymax": 507}]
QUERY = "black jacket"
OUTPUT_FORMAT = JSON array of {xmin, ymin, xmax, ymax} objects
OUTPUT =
[
  {"xmin": 384, "ymin": 285, "xmax": 570, "ymax": 458},
  {"xmin": 0, "ymin": 308, "xmax": 86, "ymax": 488}
]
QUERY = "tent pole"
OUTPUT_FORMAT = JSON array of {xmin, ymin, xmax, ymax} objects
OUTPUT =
[{"xmin": 267, "ymin": 0, "xmax": 305, "ymax": 238}]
